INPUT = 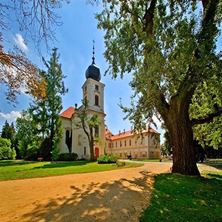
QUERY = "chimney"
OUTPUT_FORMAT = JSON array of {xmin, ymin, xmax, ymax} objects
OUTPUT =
[
  {"xmin": 75, "ymin": 103, "xmax": 78, "ymax": 109},
  {"xmin": 130, "ymin": 126, "xmax": 133, "ymax": 133},
  {"xmin": 123, "ymin": 129, "xmax": 125, "ymax": 134},
  {"xmin": 119, "ymin": 130, "xmax": 121, "ymax": 135}
]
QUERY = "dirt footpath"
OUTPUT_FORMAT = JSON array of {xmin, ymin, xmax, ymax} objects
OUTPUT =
[{"xmin": 0, "ymin": 162, "xmax": 172, "ymax": 222}]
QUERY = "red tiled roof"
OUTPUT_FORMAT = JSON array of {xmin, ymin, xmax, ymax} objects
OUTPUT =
[
  {"xmin": 60, "ymin": 106, "xmax": 75, "ymax": 119},
  {"xmin": 111, "ymin": 130, "xmax": 133, "ymax": 140},
  {"xmin": 110, "ymin": 127, "xmax": 159, "ymax": 140}
]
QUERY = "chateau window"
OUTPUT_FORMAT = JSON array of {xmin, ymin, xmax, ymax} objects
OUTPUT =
[
  {"xmin": 95, "ymin": 85, "xmax": 99, "ymax": 91},
  {"xmin": 120, "ymin": 141, "xmax": 122, "ymax": 147},
  {"xmin": 141, "ymin": 137, "xmax": 143, "ymax": 144},
  {"xmin": 124, "ymin": 140, "xmax": 126, "ymax": 146},
  {"xmin": 95, "ymin": 95, "xmax": 99, "ymax": 106},
  {"xmin": 84, "ymin": 147, "xmax": 86, "ymax": 155},
  {"xmin": 65, "ymin": 130, "xmax": 69, "ymax": 142},
  {"xmin": 94, "ymin": 126, "xmax": 99, "ymax": 137},
  {"xmin": 129, "ymin": 139, "xmax": 131, "ymax": 146},
  {"xmin": 78, "ymin": 135, "xmax": 82, "ymax": 146},
  {"xmin": 116, "ymin": 142, "xmax": 117, "ymax": 147}
]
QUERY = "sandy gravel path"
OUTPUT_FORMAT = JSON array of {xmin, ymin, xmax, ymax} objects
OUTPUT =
[
  {"xmin": 0, "ymin": 162, "xmax": 172, "ymax": 222},
  {"xmin": 1, "ymin": 162, "xmax": 218, "ymax": 222}
]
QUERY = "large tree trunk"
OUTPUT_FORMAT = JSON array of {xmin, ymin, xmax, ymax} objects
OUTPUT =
[{"xmin": 165, "ymin": 100, "xmax": 200, "ymax": 176}]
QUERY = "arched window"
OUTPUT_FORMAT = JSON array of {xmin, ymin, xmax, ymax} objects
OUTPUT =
[
  {"xmin": 95, "ymin": 95, "xmax": 99, "ymax": 106},
  {"xmin": 65, "ymin": 130, "xmax": 72, "ymax": 153}
]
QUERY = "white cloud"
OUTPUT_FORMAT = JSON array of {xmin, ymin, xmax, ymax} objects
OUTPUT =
[
  {"xmin": 0, "ymin": 111, "xmax": 21, "ymax": 122},
  {"xmin": 14, "ymin": 34, "xmax": 28, "ymax": 52}
]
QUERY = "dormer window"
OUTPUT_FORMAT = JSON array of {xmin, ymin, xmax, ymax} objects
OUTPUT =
[
  {"xmin": 95, "ymin": 94, "xmax": 99, "ymax": 106},
  {"xmin": 95, "ymin": 85, "xmax": 99, "ymax": 91}
]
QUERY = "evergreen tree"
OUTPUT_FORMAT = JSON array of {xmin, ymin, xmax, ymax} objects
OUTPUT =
[
  {"xmin": 1, "ymin": 121, "xmax": 16, "ymax": 146},
  {"xmin": 42, "ymin": 48, "xmax": 67, "ymax": 157},
  {"xmin": 15, "ymin": 48, "xmax": 67, "ymax": 160}
]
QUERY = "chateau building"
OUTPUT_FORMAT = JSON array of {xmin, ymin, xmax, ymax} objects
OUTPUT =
[
  {"xmin": 105, "ymin": 128, "xmax": 160, "ymax": 159},
  {"xmin": 59, "ymin": 47, "xmax": 160, "ymax": 160}
]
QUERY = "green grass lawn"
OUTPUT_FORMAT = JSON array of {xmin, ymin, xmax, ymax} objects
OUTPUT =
[
  {"xmin": 140, "ymin": 173, "xmax": 222, "ymax": 222},
  {"xmin": 0, "ymin": 160, "xmax": 142, "ymax": 181}
]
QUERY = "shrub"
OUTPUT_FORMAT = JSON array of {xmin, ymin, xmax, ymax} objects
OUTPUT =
[
  {"xmin": 58, "ymin": 153, "xmax": 78, "ymax": 161},
  {"xmin": 0, "ymin": 137, "xmax": 14, "ymax": 160},
  {"xmin": 24, "ymin": 142, "xmax": 39, "ymax": 160},
  {"xmin": 51, "ymin": 148, "xmax": 60, "ymax": 161},
  {"xmin": 97, "ymin": 154, "xmax": 118, "ymax": 164},
  {"xmin": 39, "ymin": 138, "xmax": 51, "ymax": 161},
  {"xmin": 116, "ymin": 160, "xmax": 126, "ymax": 167}
]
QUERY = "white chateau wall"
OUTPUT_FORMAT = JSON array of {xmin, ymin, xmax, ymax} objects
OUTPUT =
[
  {"xmin": 71, "ymin": 114, "xmax": 91, "ymax": 159},
  {"xmin": 106, "ymin": 132, "xmax": 160, "ymax": 159},
  {"xmin": 59, "ymin": 118, "xmax": 72, "ymax": 153}
]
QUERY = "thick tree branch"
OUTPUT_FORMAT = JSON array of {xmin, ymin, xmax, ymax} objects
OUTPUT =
[
  {"xmin": 172, "ymin": 0, "xmax": 219, "ymax": 103},
  {"xmin": 143, "ymin": 0, "xmax": 157, "ymax": 36},
  {"xmin": 191, "ymin": 108, "xmax": 222, "ymax": 125}
]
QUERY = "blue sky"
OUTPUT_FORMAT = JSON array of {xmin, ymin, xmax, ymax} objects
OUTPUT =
[
  {"xmin": 1, "ymin": 1, "xmax": 222, "ymax": 142},
  {"xmin": 0, "ymin": 0, "xmax": 138, "ymax": 138}
]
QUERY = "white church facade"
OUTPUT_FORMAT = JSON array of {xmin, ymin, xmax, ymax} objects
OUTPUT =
[{"xmin": 59, "ymin": 49, "xmax": 160, "ymax": 160}]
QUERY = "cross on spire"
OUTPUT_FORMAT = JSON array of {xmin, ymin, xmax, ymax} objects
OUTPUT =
[{"xmin": 92, "ymin": 40, "xmax": 95, "ymax": 64}]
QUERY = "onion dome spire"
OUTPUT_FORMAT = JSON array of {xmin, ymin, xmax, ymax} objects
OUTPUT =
[{"xmin": 85, "ymin": 40, "xmax": 101, "ymax": 81}]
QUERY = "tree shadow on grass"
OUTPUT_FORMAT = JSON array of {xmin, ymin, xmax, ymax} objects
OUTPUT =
[
  {"xmin": 0, "ymin": 160, "xmax": 36, "ymax": 167},
  {"xmin": 140, "ymin": 173, "xmax": 222, "ymax": 222},
  {"xmin": 207, "ymin": 173, "xmax": 222, "ymax": 181},
  {"xmin": 21, "ymin": 170, "xmax": 154, "ymax": 222},
  {"xmin": 33, "ymin": 161, "xmax": 88, "ymax": 169}
]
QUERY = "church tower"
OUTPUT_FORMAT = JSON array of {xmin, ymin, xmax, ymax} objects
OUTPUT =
[
  {"xmin": 82, "ymin": 44, "xmax": 104, "ymax": 113},
  {"xmin": 81, "ymin": 43, "xmax": 106, "ymax": 158}
]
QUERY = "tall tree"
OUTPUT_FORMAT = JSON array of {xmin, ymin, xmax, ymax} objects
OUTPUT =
[
  {"xmin": 28, "ymin": 71, "xmax": 49, "ymax": 140},
  {"xmin": 97, "ymin": 0, "xmax": 222, "ymax": 175},
  {"xmin": 42, "ymin": 48, "xmax": 67, "ymax": 156},
  {"xmin": 15, "ymin": 48, "xmax": 67, "ymax": 160}
]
